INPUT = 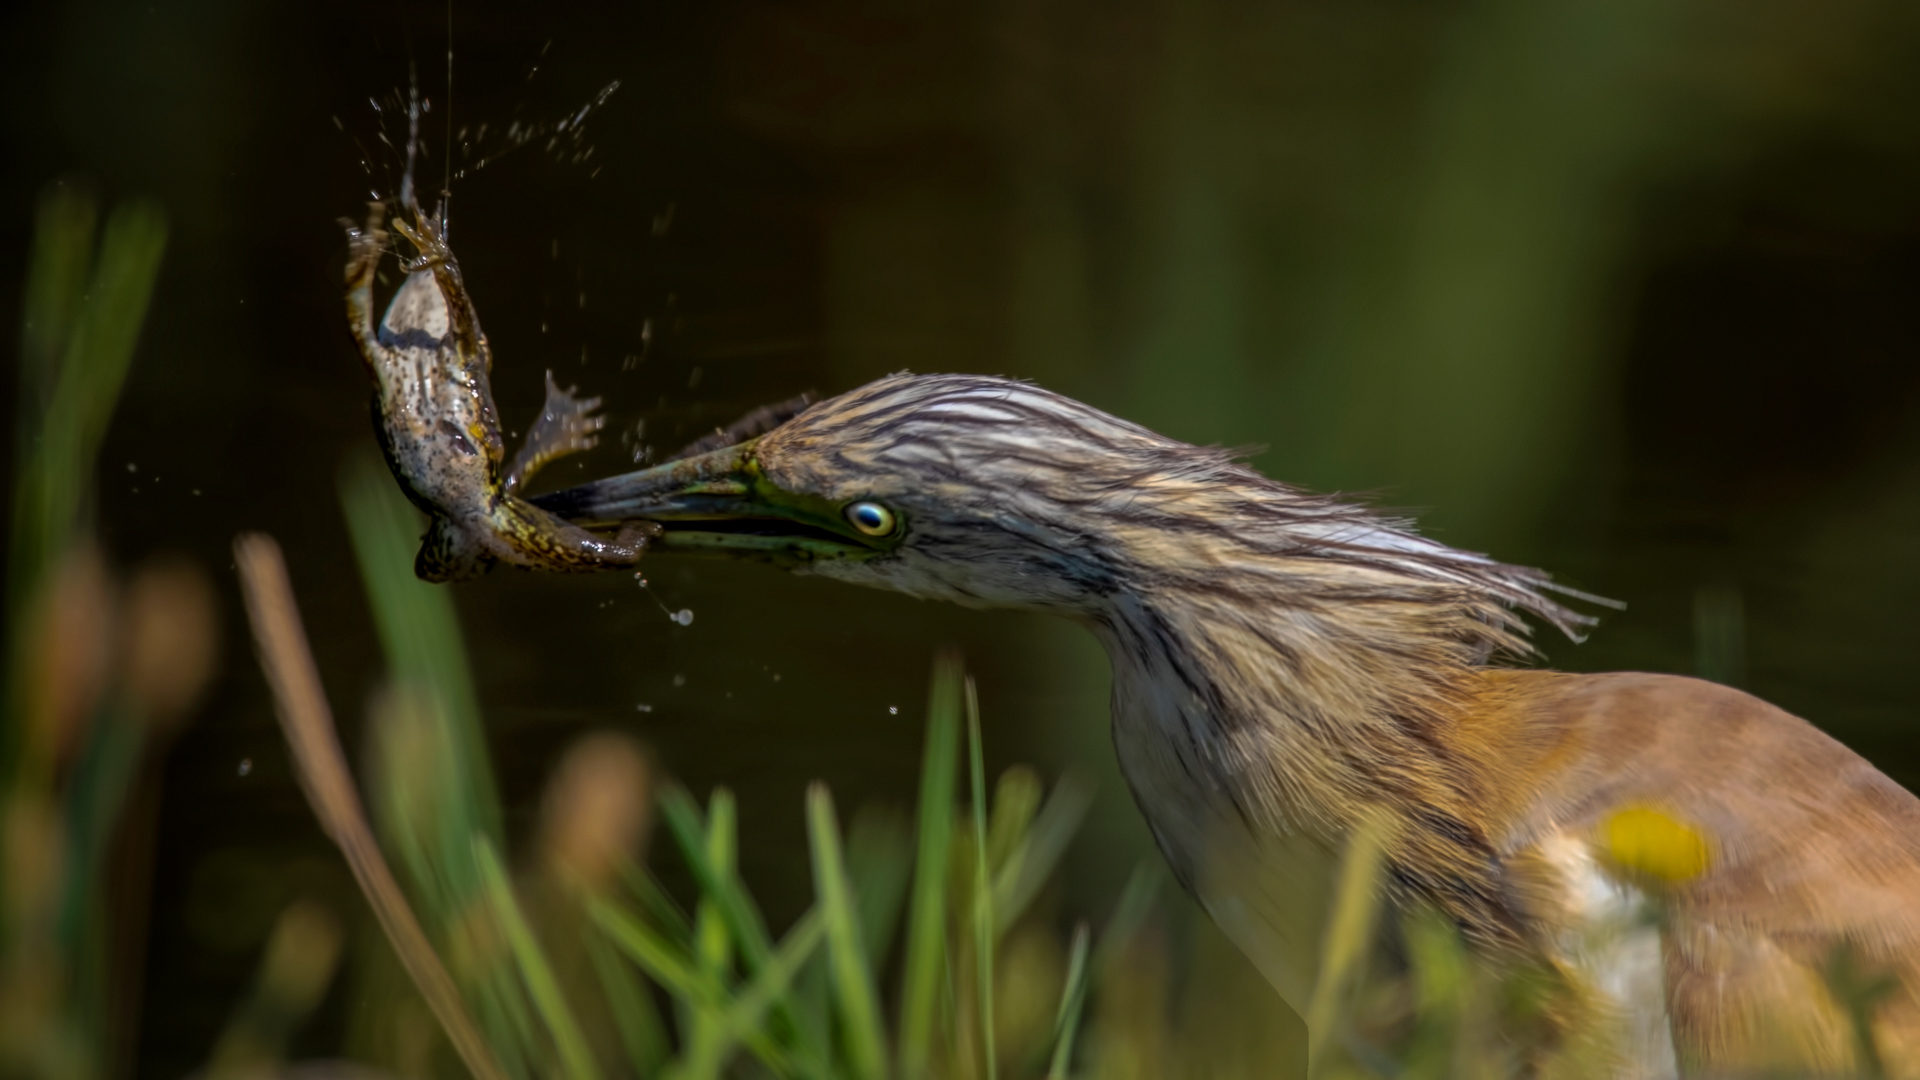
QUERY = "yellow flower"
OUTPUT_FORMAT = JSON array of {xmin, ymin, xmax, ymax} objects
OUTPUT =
[{"xmin": 1602, "ymin": 805, "xmax": 1711, "ymax": 884}]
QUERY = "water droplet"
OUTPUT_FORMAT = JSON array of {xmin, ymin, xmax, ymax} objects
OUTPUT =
[
  {"xmin": 238, "ymin": 758, "xmax": 252, "ymax": 776},
  {"xmin": 126, "ymin": 462, "xmax": 137, "ymax": 473},
  {"xmin": 672, "ymin": 674, "xmax": 686, "ymax": 687},
  {"xmin": 888, "ymin": 706, "xmax": 899, "ymax": 715},
  {"xmin": 672, "ymin": 609, "xmax": 694, "ymax": 626},
  {"xmin": 635, "ymin": 703, "xmax": 653, "ymax": 713}
]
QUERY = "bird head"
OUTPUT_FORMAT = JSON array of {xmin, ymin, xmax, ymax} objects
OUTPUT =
[{"xmin": 533, "ymin": 373, "xmax": 1159, "ymax": 614}]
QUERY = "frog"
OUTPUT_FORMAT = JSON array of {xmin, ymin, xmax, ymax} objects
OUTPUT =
[{"xmin": 342, "ymin": 200, "xmax": 658, "ymax": 582}]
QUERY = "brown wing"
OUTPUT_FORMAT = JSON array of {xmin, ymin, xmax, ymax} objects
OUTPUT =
[{"xmin": 1464, "ymin": 671, "xmax": 1920, "ymax": 1075}]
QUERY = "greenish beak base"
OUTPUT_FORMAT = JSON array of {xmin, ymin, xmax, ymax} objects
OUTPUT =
[{"xmin": 529, "ymin": 441, "xmax": 898, "ymax": 569}]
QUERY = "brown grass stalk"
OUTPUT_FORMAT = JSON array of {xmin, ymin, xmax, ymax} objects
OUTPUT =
[{"xmin": 232, "ymin": 533, "xmax": 507, "ymax": 1080}]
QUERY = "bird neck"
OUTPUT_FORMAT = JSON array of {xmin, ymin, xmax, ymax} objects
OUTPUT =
[
  {"xmin": 1081, "ymin": 525, "xmax": 1540, "ymax": 947},
  {"xmin": 1092, "ymin": 579, "xmax": 1484, "ymax": 839}
]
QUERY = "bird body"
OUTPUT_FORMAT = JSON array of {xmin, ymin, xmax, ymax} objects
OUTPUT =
[{"xmin": 523, "ymin": 372, "xmax": 1920, "ymax": 1075}]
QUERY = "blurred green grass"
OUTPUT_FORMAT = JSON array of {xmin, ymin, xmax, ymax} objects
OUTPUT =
[
  {"xmin": 2, "ymin": 183, "xmax": 224, "ymax": 1080},
  {"xmin": 337, "ymin": 457, "xmax": 1122, "ymax": 1079}
]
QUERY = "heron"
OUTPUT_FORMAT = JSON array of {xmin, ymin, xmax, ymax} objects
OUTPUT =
[{"xmin": 524, "ymin": 372, "xmax": 1920, "ymax": 1075}]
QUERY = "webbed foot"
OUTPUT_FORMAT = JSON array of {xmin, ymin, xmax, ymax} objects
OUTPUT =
[
  {"xmin": 505, "ymin": 371, "xmax": 608, "ymax": 494},
  {"xmin": 549, "ymin": 515, "xmax": 660, "ymax": 569},
  {"xmin": 342, "ymin": 202, "xmax": 388, "ymax": 286},
  {"xmin": 386, "ymin": 204, "xmax": 487, "ymax": 365},
  {"xmin": 343, "ymin": 203, "xmax": 391, "ymax": 353},
  {"xmin": 606, "ymin": 519, "xmax": 664, "ymax": 563},
  {"xmin": 390, "ymin": 204, "xmax": 452, "ymax": 273}
]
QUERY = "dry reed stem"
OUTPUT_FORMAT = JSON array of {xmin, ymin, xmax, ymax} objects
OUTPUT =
[{"xmin": 233, "ymin": 533, "xmax": 507, "ymax": 1080}]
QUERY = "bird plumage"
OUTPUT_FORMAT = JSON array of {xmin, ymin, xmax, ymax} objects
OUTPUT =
[{"xmin": 550, "ymin": 372, "xmax": 1920, "ymax": 1075}]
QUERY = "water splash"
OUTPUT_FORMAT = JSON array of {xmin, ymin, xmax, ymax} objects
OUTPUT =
[
  {"xmin": 336, "ymin": 46, "xmax": 620, "ymax": 210},
  {"xmin": 452, "ymin": 78, "xmax": 621, "ymax": 181},
  {"xmin": 633, "ymin": 571, "xmax": 694, "ymax": 627}
]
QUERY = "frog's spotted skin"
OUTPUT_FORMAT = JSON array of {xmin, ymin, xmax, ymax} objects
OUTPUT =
[{"xmin": 343, "ymin": 202, "xmax": 657, "ymax": 582}]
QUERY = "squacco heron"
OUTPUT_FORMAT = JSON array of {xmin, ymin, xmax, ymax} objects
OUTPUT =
[{"xmin": 528, "ymin": 372, "xmax": 1920, "ymax": 1075}]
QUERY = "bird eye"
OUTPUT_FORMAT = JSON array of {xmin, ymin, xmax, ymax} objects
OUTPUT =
[{"xmin": 845, "ymin": 501, "xmax": 897, "ymax": 537}]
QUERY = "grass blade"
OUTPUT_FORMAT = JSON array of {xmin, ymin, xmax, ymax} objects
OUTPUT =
[
  {"xmin": 341, "ymin": 453, "xmax": 503, "ymax": 847},
  {"xmin": 682, "ymin": 909, "xmax": 827, "ymax": 1079},
  {"xmin": 993, "ymin": 773, "xmax": 1094, "ymax": 932},
  {"xmin": 1045, "ymin": 924, "xmax": 1091, "ymax": 1080},
  {"xmin": 615, "ymin": 861, "xmax": 694, "ymax": 942},
  {"xmin": 589, "ymin": 897, "xmax": 705, "ymax": 996},
  {"xmin": 899, "ymin": 653, "xmax": 963, "ymax": 1078},
  {"xmin": 1090, "ymin": 863, "xmax": 1160, "ymax": 977},
  {"xmin": 204, "ymin": 900, "xmax": 345, "ymax": 1079},
  {"xmin": 233, "ymin": 535, "xmax": 507, "ymax": 1080},
  {"xmin": 17, "ymin": 183, "xmax": 96, "ymax": 398},
  {"xmin": 659, "ymin": 788, "xmax": 773, "ymax": 966},
  {"xmin": 984, "ymin": 769, "xmax": 1041, "ymax": 881},
  {"xmin": 683, "ymin": 790, "xmax": 739, "ymax": 1076},
  {"xmin": 583, "ymin": 924, "xmax": 671, "ymax": 1075},
  {"xmin": 7, "ymin": 190, "xmax": 163, "ymax": 789},
  {"xmin": 658, "ymin": 788, "xmax": 833, "ymax": 1078},
  {"xmin": 807, "ymin": 784, "xmax": 888, "ymax": 1080},
  {"xmin": 846, "ymin": 808, "xmax": 913, "ymax": 969},
  {"xmin": 589, "ymin": 894, "xmax": 806, "ymax": 1079},
  {"xmin": 10, "ymin": 195, "xmax": 165, "ymax": 606},
  {"xmin": 1304, "ymin": 814, "xmax": 1393, "ymax": 1074},
  {"xmin": 966, "ymin": 676, "xmax": 998, "ymax": 1080},
  {"xmin": 474, "ymin": 836, "xmax": 603, "ymax": 1080},
  {"xmin": 54, "ymin": 706, "xmax": 142, "ymax": 955}
]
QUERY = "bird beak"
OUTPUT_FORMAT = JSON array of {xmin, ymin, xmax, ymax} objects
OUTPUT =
[{"xmin": 527, "ymin": 441, "xmax": 890, "ymax": 567}]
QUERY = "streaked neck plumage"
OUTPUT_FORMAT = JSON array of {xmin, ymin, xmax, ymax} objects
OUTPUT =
[{"xmin": 1054, "ymin": 475, "xmax": 1589, "ymax": 949}]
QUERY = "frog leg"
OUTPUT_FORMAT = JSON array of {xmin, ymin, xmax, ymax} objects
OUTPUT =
[
  {"xmin": 504, "ymin": 371, "xmax": 608, "ymax": 495},
  {"xmin": 415, "ymin": 503, "xmax": 658, "ymax": 581},
  {"xmin": 390, "ymin": 207, "xmax": 490, "ymax": 377},
  {"xmin": 492, "ymin": 498, "xmax": 660, "ymax": 572},
  {"xmin": 341, "ymin": 203, "xmax": 391, "ymax": 381}
]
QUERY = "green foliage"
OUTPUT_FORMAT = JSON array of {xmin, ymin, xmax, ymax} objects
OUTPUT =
[
  {"xmin": 342, "ymin": 452, "xmax": 504, "ymax": 848},
  {"xmin": 0, "ymin": 182, "xmax": 176, "ymax": 1080},
  {"xmin": 8, "ymin": 185, "xmax": 166, "ymax": 626},
  {"xmin": 336, "ymin": 460, "xmax": 1137, "ymax": 1078}
]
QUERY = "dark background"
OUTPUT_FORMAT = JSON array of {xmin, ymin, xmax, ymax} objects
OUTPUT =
[{"xmin": 3, "ymin": 0, "xmax": 1920, "ymax": 1071}]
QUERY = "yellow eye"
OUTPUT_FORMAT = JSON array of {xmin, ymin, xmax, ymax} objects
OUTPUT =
[{"xmin": 846, "ymin": 501, "xmax": 897, "ymax": 537}]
